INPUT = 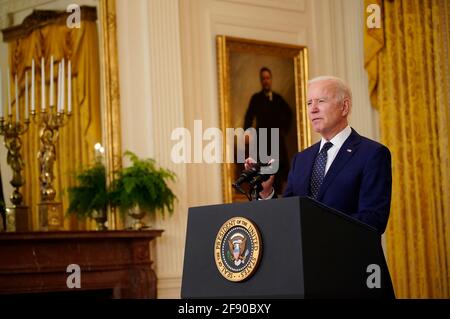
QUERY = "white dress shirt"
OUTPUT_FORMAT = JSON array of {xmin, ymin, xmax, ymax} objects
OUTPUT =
[{"xmin": 319, "ymin": 125, "xmax": 352, "ymax": 175}]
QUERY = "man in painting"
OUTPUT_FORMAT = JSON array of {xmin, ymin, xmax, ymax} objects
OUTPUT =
[{"xmin": 243, "ymin": 67, "xmax": 292, "ymax": 194}]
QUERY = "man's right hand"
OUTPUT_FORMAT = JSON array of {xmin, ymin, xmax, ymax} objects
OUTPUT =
[{"xmin": 244, "ymin": 157, "xmax": 275, "ymax": 199}]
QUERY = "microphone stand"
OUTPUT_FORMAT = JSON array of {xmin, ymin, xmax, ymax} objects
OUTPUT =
[
  {"xmin": 248, "ymin": 174, "xmax": 269, "ymax": 201},
  {"xmin": 232, "ymin": 163, "xmax": 272, "ymax": 201},
  {"xmin": 232, "ymin": 183, "xmax": 252, "ymax": 201},
  {"xmin": 232, "ymin": 179, "xmax": 262, "ymax": 201},
  {"xmin": 250, "ymin": 181, "xmax": 263, "ymax": 201}
]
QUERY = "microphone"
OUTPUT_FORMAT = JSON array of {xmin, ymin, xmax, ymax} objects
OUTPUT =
[
  {"xmin": 249, "ymin": 173, "xmax": 271, "ymax": 187},
  {"xmin": 232, "ymin": 162, "xmax": 270, "ymax": 188}
]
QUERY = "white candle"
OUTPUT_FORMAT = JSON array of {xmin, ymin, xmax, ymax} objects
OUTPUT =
[
  {"xmin": 31, "ymin": 59, "xmax": 35, "ymax": 112},
  {"xmin": 68, "ymin": 60, "xmax": 71, "ymax": 113},
  {"xmin": 25, "ymin": 72, "xmax": 29, "ymax": 120},
  {"xmin": 0, "ymin": 68, "xmax": 3, "ymax": 118},
  {"xmin": 50, "ymin": 55, "xmax": 54, "ymax": 107},
  {"xmin": 57, "ymin": 62, "xmax": 61, "ymax": 112},
  {"xmin": 61, "ymin": 58, "xmax": 65, "ymax": 113},
  {"xmin": 41, "ymin": 57, "xmax": 45, "ymax": 111},
  {"xmin": 15, "ymin": 75, "xmax": 19, "ymax": 122},
  {"xmin": 7, "ymin": 68, "xmax": 11, "ymax": 116}
]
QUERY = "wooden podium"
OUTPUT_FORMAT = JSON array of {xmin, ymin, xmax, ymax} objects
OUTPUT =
[{"xmin": 0, "ymin": 230, "xmax": 162, "ymax": 298}]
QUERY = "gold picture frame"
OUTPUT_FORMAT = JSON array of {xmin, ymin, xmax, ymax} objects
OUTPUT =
[
  {"xmin": 216, "ymin": 36, "xmax": 311, "ymax": 203},
  {"xmin": 99, "ymin": 0, "xmax": 122, "ymax": 230}
]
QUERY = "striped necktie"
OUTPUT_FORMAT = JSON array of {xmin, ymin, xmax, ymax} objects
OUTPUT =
[{"xmin": 309, "ymin": 141, "xmax": 333, "ymax": 199}]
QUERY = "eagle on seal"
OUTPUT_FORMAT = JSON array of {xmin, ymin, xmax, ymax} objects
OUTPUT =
[{"xmin": 228, "ymin": 233, "xmax": 248, "ymax": 266}]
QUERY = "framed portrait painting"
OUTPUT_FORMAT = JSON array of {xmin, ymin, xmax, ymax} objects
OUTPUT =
[{"xmin": 216, "ymin": 36, "xmax": 311, "ymax": 203}]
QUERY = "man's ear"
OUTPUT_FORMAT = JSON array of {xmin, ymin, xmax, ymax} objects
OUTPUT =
[{"xmin": 342, "ymin": 98, "xmax": 350, "ymax": 116}]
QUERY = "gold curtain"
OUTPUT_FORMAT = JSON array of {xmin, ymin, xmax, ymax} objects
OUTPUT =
[
  {"xmin": 8, "ymin": 13, "xmax": 101, "ymax": 230},
  {"xmin": 364, "ymin": 0, "xmax": 450, "ymax": 298}
]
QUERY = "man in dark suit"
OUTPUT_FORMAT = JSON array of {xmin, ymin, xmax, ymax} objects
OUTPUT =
[
  {"xmin": 245, "ymin": 76, "xmax": 392, "ymax": 234},
  {"xmin": 243, "ymin": 67, "xmax": 292, "ymax": 194}
]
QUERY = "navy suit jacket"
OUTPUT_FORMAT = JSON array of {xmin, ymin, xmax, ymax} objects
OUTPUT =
[{"xmin": 282, "ymin": 128, "xmax": 392, "ymax": 234}]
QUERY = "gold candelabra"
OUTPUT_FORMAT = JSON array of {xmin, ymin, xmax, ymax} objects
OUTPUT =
[
  {"xmin": 0, "ymin": 57, "xmax": 72, "ymax": 231},
  {"xmin": 31, "ymin": 56, "xmax": 73, "ymax": 230},
  {"xmin": 35, "ymin": 107, "xmax": 71, "ymax": 200},
  {"xmin": 0, "ymin": 115, "xmax": 30, "ymax": 231},
  {"xmin": 32, "ymin": 106, "xmax": 71, "ymax": 230},
  {"xmin": 0, "ymin": 115, "xmax": 30, "ymax": 204}
]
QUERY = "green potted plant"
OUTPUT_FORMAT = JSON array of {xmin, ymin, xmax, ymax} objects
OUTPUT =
[
  {"xmin": 67, "ymin": 163, "xmax": 108, "ymax": 230},
  {"xmin": 109, "ymin": 151, "xmax": 176, "ymax": 230}
]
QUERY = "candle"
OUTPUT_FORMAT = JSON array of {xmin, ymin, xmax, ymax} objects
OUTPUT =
[
  {"xmin": 0, "ymin": 68, "xmax": 3, "ymax": 118},
  {"xmin": 25, "ymin": 72, "xmax": 29, "ymax": 120},
  {"xmin": 50, "ymin": 55, "xmax": 54, "ymax": 107},
  {"xmin": 41, "ymin": 57, "xmax": 45, "ymax": 111},
  {"xmin": 68, "ymin": 60, "xmax": 71, "ymax": 113},
  {"xmin": 57, "ymin": 62, "xmax": 61, "ymax": 112},
  {"xmin": 61, "ymin": 58, "xmax": 65, "ymax": 113},
  {"xmin": 7, "ymin": 68, "xmax": 11, "ymax": 116},
  {"xmin": 31, "ymin": 59, "xmax": 35, "ymax": 112},
  {"xmin": 15, "ymin": 75, "xmax": 19, "ymax": 122}
]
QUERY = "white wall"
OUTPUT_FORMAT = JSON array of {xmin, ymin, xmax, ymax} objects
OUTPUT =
[
  {"xmin": 116, "ymin": 0, "xmax": 189, "ymax": 298},
  {"xmin": 116, "ymin": 0, "xmax": 379, "ymax": 298}
]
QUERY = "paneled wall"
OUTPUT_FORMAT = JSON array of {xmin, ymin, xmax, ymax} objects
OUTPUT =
[{"xmin": 115, "ymin": 0, "xmax": 378, "ymax": 298}]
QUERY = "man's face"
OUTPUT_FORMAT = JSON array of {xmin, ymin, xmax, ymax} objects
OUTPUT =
[
  {"xmin": 307, "ymin": 81, "xmax": 348, "ymax": 137},
  {"xmin": 260, "ymin": 71, "xmax": 272, "ymax": 92}
]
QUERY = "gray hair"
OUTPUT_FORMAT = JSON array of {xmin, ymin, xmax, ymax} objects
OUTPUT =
[{"xmin": 308, "ymin": 75, "xmax": 352, "ymax": 103}]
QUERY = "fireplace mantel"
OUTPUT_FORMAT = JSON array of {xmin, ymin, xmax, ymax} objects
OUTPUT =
[{"xmin": 0, "ymin": 230, "xmax": 163, "ymax": 298}]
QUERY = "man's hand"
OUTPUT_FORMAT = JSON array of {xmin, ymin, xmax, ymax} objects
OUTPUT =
[{"xmin": 244, "ymin": 157, "xmax": 275, "ymax": 199}]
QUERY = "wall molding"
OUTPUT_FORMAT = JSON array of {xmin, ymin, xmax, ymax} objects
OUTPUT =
[
  {"xmin": 211, "ymin": 14, "xmax": 307, "ymax": 44},
  {"xmin": 116, "ymin": 0, "xmax": 189, "ymax": 297},
  {"xmin": 217, "ymin": 0, "xmax": 305, "ymax": 13},
  {"xmin": 157, "ymin": 276, "xmax": 182, "ymax": 299},
  {"xmin": 142, "ymin": 0, "xmax": 189, "ymax": 285}
]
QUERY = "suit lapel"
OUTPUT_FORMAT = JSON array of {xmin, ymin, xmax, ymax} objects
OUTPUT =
[{"xmin": 317, "ymin": 129, "xmax": 362, "ymax": 200}]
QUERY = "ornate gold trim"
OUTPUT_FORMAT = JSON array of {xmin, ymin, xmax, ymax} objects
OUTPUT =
[
  {"xmin": 99, "ymin": 0, "xmax": 122, "ymax": 229},
  {"xmin": 216, "ymin": 36, "xmax": 311, "ymax": 203}
]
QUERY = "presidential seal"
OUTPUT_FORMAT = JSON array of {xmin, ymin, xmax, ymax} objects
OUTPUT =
[{"xmin": 214, "ymin": 217, "xmax": 262, "ymax": 282}]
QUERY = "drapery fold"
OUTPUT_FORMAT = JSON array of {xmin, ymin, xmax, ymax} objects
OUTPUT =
[{"xmin": 364, "ymin": 0, "xmax": 450, "ymax": 298}]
